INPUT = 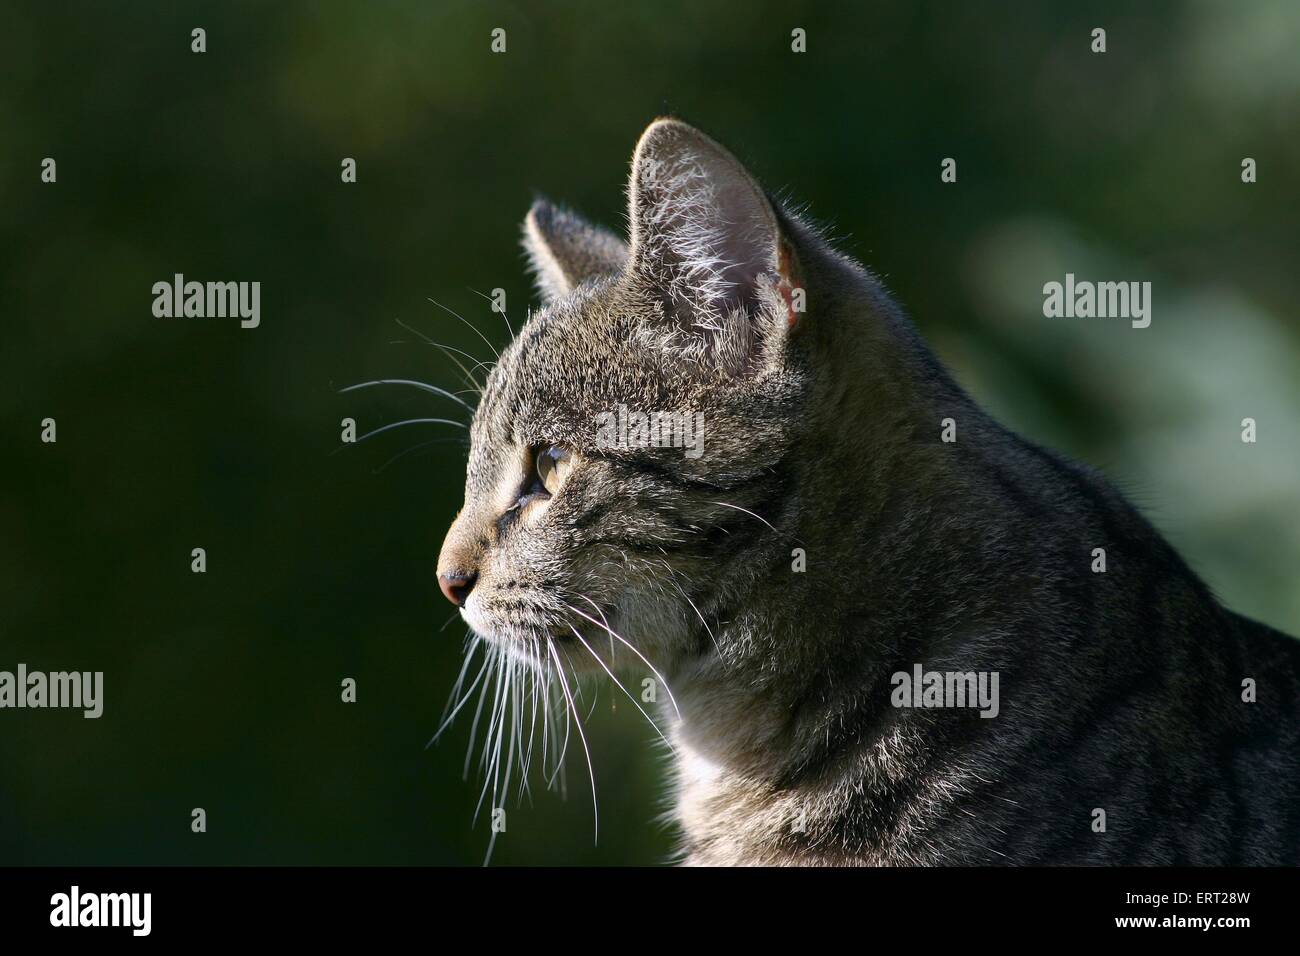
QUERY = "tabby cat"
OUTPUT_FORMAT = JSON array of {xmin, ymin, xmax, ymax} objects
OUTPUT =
[{"xmin": 435, "ymin": 118, "xmax": 1300, "ymax": 865}]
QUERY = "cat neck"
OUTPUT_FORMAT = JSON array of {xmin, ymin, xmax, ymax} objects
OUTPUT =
[{"xmin": 667, "ymin": 242, "xmax": 1008, "ymax": 788}]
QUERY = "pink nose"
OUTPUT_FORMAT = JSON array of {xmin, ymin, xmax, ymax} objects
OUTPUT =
[{"xmin": 438, "ymin": 571, "xmax": 477, "ymax": 607}]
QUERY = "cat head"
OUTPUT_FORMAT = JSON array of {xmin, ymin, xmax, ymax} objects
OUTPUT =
[{"xmin": 437, "ymin": 119, "xmax": 813, "ymax": 670}]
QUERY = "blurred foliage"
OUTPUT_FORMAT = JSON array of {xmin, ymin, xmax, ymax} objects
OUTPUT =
[{"xmin": 1, "ymin": 0, "xmax": 1297, "ymax": 865}]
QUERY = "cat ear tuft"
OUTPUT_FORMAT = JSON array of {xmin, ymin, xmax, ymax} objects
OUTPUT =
[
  {"xmin": 627, "ymin": 119, "xmax": 798, "ymax": 346},
  {"xmin": 521, "ymin": 198, "xmax": 628, "ymax": 303}
]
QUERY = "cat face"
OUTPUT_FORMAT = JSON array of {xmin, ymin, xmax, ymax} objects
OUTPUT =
[{"xmin": 437, "ymin": 119, "xmax": 804, "ymax": 672}]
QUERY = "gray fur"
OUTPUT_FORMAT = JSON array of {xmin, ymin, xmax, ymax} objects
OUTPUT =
[
  {"xmin": 438, "ymin": 118, "xmax": 1300, "ymax": 865},
  {"xmin": 522, "ymin": 198, "xmax": 627, "ymax": 304}
]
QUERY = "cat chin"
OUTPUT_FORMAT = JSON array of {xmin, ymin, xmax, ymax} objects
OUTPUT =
[
  {"xmin": 458, "ymin": 602, "xmax": 492, "ymax": 638},
  {"xmin": 461, "ymin": 617, "xmax": 635, "ymax": 676},
  {"xmin": 460, "ymin": 596, "xmax": 665, "ymax": 674},
  {"xmin": 459, "ymin": 604, "xmax": 565, "ymax": 653},
  {"xmin": 459, "ymin": 612, "xmax": 526, "ymax": 647}
]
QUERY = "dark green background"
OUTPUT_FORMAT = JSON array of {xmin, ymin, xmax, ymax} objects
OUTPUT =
[{"xmin": 3, "ymin": 1, "xmax": 1298, "ymax": 865}]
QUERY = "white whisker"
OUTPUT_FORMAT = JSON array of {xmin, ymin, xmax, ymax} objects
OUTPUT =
[
  {"xmin": 352, "ymin": 417, "xmax": 467, "ymax": 446},
  {"xmin": 469, "ymin": 286, "xmax": 516, "ymax": 339},
  {"xmin": 340, "ymin": 378, "xmax": 475, "ymax": 414},
  {"xmin": 568, "ymin": 625, "xmax": 676, "ymax": 754},
  {"xmin": 462, "ymin": 645, "xmax": 497, "ymax": 779},
  {"xmin": 565, "ymin": 599, "xmax": 681, "ymax": 719},
  {"xmin": 668, "ymin": 574, "xmax": 721, "ymax": 656},
  {"xmin": 431, "ymin": 641, "xmax": 490, "ymax": 744},
  {"xmin": 374, "ymin": 437, "xmax": 466, "ymax": 473},
  {"xmin": 710, "ymin": 499, "xmax": 777, "ymax": 531},
  {"xmin": 547, "ymin": 638, "xmax": 598, "ymax": 844},
  {"xmin": 394, "ymin": 317, "xmax": 486, "ymax": 395},
  {"xmin": 427, "ymin": 296, "xmax": 502, "ymax": 362}
]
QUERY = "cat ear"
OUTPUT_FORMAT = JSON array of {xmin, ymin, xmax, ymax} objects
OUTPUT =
[
  {"xmin": 521, "ymin": 198, "xmax": 629, "ymax": 303},
  {"xmin": 626, "ymin": 118, "xmax": 799, "ymax": 348}
]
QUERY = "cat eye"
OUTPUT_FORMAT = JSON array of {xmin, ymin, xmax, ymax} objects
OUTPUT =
[
  {"xmin": 536, "ymin": 444, "xmax": 571, "ymax": 496},
  {"xmin": 506, "ymin": 444, "xmax": 573, "ymax": 516}
]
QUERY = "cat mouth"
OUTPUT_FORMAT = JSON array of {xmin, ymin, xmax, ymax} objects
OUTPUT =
[
  {"xmin": 461, "ymin": 586, "xmax": 624, "ymax": 640},
  {"xmin": 460, "ymin": 605, "xmax": 637, "ymax": 678},
  {"xmin": 459, "ymin": 602, "xmax": 582, "ymax": 648}
]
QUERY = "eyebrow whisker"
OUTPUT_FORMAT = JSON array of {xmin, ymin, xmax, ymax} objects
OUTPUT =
[
  {"xmin": 340, "ymin": 378, "xmax": 476, "ymax": 414},
  {"xmin": 428, "ymin": 295, "xmax": 502, "ymax": 362}
]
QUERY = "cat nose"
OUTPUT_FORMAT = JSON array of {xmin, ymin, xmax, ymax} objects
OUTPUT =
[{"xmin": 438, "ymin": 570, "xmax": 478, "ymax": 607}]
